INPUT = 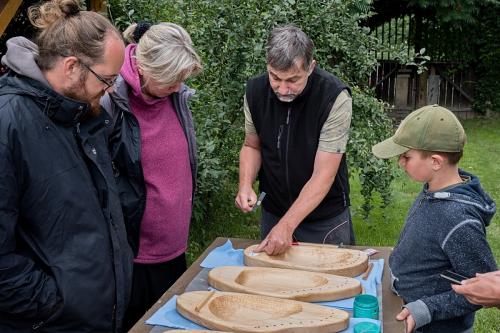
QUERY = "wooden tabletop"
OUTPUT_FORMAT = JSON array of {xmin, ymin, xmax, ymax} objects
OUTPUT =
[{"xmin": 129, "ymin": 237, "xmax": 405, "ymax": 333}]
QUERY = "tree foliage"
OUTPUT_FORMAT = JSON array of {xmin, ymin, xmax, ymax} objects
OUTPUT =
[
  {"xmin": 107, "ymin": 0, "xmax": 399, "ymax": 225},
  {"xmin": 471, "ymin": 4, "xmax": 500, "ymax": 113},
  {"xmin": 405, "ymin": 0, "xmax": 500, "ymax": 112},
  {"xmin": 409, "ymin": 0, "xmax": 499, "ymax": 26}
]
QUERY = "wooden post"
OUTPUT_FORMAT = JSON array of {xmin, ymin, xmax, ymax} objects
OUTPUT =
[
  {"xmin": 395, "ymin": 73, "xmax": 410, "ymax": 107},
  {"xmin": 0, "ymin": 0, "xmax": 23, "ymax": 36},
  {"xmin": 427, "ymin": 72, "xmax": 440, "ymax": 105},
  {"xmin": 89, "ymin": 0, "xmax": 106, "ymax": 14},
  {"xmin": 416, "ymin": 66, "xmax": 432, "ymax": 107}
]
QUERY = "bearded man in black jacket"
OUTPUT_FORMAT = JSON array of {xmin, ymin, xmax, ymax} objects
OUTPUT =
[
  {"xmin": 0, "ymin": 0, "xmax": 133, "ymax": 331},
  {"xmin": 235, "ymin": 25, "xmax": 355, "ymax": 255}
]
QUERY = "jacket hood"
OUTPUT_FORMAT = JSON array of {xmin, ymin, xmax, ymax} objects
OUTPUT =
[
  {"xmin": 1, "ymin": 37, "xmax": 50, "ymax": 87},
  {"xmin": 120, "ymin": 44, "xmax": 170, "ymax": 108},
  {"xmin": 0, "ymin": 37, "xmax": 90, "ymax": 126},
  {"xmin": 425, "ymin": 169, "xmax": 496, "ymax": 226},
  {"xmin": 0, "ymin": 73, "xmax": 91, "ymax": 126},
  {"xmin": 120, "ymin": 44, "xmax": 143, "ymax": 101}
]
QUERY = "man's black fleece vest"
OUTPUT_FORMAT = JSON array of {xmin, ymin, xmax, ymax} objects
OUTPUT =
[{"xmin": 246, "ymin": 67, "xmax": 350, "ymax": 221}]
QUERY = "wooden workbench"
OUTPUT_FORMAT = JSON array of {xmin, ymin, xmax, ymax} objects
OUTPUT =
[{"xmin": 129, "ymin": 237, "xmax": 405, "ymax": 333}]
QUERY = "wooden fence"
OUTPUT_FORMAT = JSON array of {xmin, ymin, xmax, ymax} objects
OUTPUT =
[
  {"xmin": 369, "ymin": 61, "xmax": 476, "ymax": 119},
  {"xmin": 369, "ymin": 13, "xmax": 477, "ymax": 119}
]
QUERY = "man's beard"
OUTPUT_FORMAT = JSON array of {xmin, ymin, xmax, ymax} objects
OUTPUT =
[
  {"xmin": 274, "ymin": 90, "xmax": 297, "ymax": 103},
  {"xmin": 63, "ymin": 80, "xmax": 103, "ymax": 117}
]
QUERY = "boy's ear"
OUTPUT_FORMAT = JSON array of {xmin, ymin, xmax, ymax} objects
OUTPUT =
[{"xmin": 431, "ymin": 154, "xmax": 445, "ymax": 170}]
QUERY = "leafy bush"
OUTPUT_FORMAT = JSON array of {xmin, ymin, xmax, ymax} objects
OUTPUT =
[
  {"xmin": 473, "ymin": 4, "xmax": 500, "ymax": 113},
  {"xmin": 349, "ymin": 88, "xmax": 395, "ymax": 216},
  {"xmin": 107, "ymin": 0, "xmax": 399, "ymax": 233}
]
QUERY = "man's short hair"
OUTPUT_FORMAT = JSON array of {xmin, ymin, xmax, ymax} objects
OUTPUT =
[
  {"xmin": 28, "ymin": 0, "xmax": 121, "ymax": 70},
  {"xmin": 266, "ymin": 25, "xmax": 314, "ymax": 71}
]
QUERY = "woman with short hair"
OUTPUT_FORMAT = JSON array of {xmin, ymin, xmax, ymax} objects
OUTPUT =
[{"xmin": 101, "ymin": 21, "xmax": 202, "ymax": 330}]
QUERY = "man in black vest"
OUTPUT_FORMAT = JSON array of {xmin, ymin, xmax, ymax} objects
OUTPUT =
[{"xmin": 235, "ymin": 25, "xmax": 355, "ymax": 255}]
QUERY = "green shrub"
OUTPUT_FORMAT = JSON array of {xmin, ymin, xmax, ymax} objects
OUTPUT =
[
  {"xmin": 107, "ymin": 0, "xmax": 401, "ymax": 229},
  {"xmin": 473, "ymin": 4, "xmax": 500, "ymax": 114}
]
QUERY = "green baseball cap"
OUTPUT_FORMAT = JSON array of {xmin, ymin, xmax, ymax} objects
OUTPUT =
[{"xmin": 372, "ymin": 105, "xmax": 466, "ymax": 159}]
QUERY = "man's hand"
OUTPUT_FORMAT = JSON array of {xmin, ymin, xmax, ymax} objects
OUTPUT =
[
  {"xmin": 236, "ymin": 133, "xmax": 261, "ymax": 212},
  {"xmin": 235, "ymin": 187, "xmax": 257, "ymax": 213},
  {"xmin": 396, "ymin": 307, "xmax": 416, "ymax": 333},
  {"xmin": 253, "ymin": 220, "xmax": 295, "ymax": 255},
  {"xmin": 452, "ymin": 271, "xmax": 500, "ymax": 308}
]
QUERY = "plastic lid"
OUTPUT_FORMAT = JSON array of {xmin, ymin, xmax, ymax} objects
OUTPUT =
[
  {"xmin": 354, "ymin": 321, "xmax": 381, "ymax": 333},
  {"xmin": 354, "ymin": 294, "xmax": 378, "ymax": 308}
]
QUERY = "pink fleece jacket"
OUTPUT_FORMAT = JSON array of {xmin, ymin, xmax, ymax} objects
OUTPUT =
[{"xmin": 120, "ymin": 44, "xmax": 192, "ymax": 264}]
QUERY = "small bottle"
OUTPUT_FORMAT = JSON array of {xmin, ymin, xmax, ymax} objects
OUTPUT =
[
  {"xmin": 354, "ymin": 321, "xmax": 381, "ymax": 333},
  {"xmin": 353, "ymin": 294, "xmax": 379, "ymax": 320}
]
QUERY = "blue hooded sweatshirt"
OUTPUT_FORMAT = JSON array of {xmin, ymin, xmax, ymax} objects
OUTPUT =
[{"xmin": 389, "ymin": 170, "xmax": 497, "ymax": 333}]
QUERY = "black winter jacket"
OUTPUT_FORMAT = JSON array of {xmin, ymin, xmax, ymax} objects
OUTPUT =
[{"xmin": 0, "ymin": 73, "xmax": 133, "ymax": 332}]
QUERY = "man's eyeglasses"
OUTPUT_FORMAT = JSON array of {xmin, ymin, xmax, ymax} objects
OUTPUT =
[{"xmin": 79, "ymin": 61, "xmax": 117, "ymax": 90}]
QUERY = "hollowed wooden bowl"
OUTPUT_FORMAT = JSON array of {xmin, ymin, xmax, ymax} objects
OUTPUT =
[
  {"xmin": 208, "ymin": 266, "xmax": 361, "ymax": 302},
  {"xmin": 244, "ymin": 243, "xmax": 368, "ymax": 277},
  {"xmin": 176, "ymin": 291, "xmax": 349, "ymax": 333},
  {"xmin": 166, "ymin": 331, "xmax": 229, "ymax": 332}
]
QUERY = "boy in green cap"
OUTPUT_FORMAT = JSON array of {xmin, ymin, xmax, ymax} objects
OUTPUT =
[{"xmin": 372, "ymin": 105, "xmax": 497, "ymax": 333}]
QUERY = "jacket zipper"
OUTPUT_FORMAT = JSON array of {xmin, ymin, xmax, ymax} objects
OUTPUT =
[
  {"xmin": 176, "ymin": 89, "xmax": 197, "ymax": 198},
  {"xmin": 112, "ymin": 303, "xmax": 117, "ymax": 332},
  {"xmin": 32, "ymin": 321, "xmax": 44, "ymax": 330},
  {"xmin": 284, "ymin": 107, "xmax": 293, "ymax": 205},
  {"xmin": 276, "ymin": 125, "xmax": 283, "ymax": 150}
]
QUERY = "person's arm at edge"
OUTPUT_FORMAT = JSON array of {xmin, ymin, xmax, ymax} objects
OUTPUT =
[
  {"xmin": 452, "ymin": 270, "xmax": 500, "ymax": 308},
  {"xmin": 235, "ymin": 96, "xmax": 261, "ymax": 212},
  {"xmin": 235, "ymin": 133, "xmax": 261, "ymax": 212}
]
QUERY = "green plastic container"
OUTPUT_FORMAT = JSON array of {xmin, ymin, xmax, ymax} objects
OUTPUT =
[
  {"xmin": 353, "ymin": 321, "xmax": 381, "ymax": 333},
  {"xmin": 353, "ymin": 294, "xmax": 379, "ymax": 320}
]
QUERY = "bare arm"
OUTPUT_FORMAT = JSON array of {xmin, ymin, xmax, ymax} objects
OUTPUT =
[
  {"xmin": 254, "ymin": 150, "xmax": 343, "ymax": 255},
  {"xmin": 235, "ymin": 133, "xmax": 261, "ymax": 212},
  {"xmin": 452, "ymin": 271, "xmax": 500, "ymax": 308}
]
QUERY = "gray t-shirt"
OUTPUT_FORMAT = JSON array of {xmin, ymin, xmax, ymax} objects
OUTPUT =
[{"xmin": 244, "ymin": 89, "xmax": 352, "ymax": 153}]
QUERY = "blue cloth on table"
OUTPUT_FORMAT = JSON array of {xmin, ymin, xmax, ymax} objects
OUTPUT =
[
  {"xmin": 146, "ymin": 295, "xmax": 206, "ymax": 329},
  {"xmin": 200, "ymin": 239, "xmax": 244, "ymax": 268},
  {"xmin": 199, "ymin": 239, "xmax": 384, "ymax": 310},
  {"xmin": 146, "ymin": 295, "xmax": 381, "ymax": 332},
  {"xmin": 316, "ymin": 259, "xmax": 384, "ymax": 310}
]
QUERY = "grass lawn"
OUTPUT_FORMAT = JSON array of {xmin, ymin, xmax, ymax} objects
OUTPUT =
[{"xmin": 188, "ymin": 116, "xmax": 500, "ymax": 332}]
